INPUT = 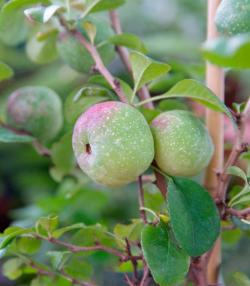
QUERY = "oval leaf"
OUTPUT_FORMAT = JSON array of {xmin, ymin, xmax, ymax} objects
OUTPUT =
[
  {"xmin": 141, "ymin": 223, "xmax": 189, "ymax": 286},
  {"xmin": 137, "ymin": 79, "xmax": 233, "ymax": 122},
  {"xmin": 168, "ymin": 177, "xmax": 220, "ymax": 257},
  {"xmin": 109, "ymin": 33, "xmax": 148, "ymax": 54},
  {"xmin": 0, "ymin": 61, "xmax": 13, "ymax": 81},
  {"xmin": 130, "ymin": 51, "xmax": 171, "ymax": 98},
  {"xmin": 0, "ymin": 125, "xmax": 34, "ymax": 143}
]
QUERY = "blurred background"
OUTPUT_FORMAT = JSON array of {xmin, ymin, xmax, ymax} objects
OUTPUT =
[{"xmin": 0, "ymin": 0, "xmax": 249, "ymax": 285}]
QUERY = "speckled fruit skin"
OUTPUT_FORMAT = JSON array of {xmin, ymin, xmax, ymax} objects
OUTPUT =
[
  {"xmin": 72, "ymin": 101, "xmax": 154, "ymax": 187},
  {"xmin": 151, "ymin": 110, "xmax": 214, "ymax": 177},
  {"xmin": 7, "ymin": 86, "xmax": 63, "ymax": 143},
  {"xmin": 215, "ymin": 0, "xmax": 250, "ymax": 36},
  {"xmin": 57, "ymin": 17, "xmax": 115, "ymax": 73}
]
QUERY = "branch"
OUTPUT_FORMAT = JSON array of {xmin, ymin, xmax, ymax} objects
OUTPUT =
[
  {"xmin": 34, "ymin": 234, "xmax": 142, "ymax": 263},
  {"xmin": 140, "ymin": 263, "xmax": 149, "ymax": 286},
  {"xmin": 138, "ymin": 176, "xmax": 147, "ymax": 224},
  {"xmin": 57, "ymin": 15, "xmax": 128, "ymax": 104},
  {"xmin": 218, "ymin": 107, "xmax": 249, "ymax": 203},
  {"xmin": 226, "ymin": 207, "xmax": 250, "ymax": 219},
  {"xmin": 29, "ymin": 260, "xmax": 95, "ymax": 286},
  {"xmin": 125, "ymin": 238, "xmax": 139, "ymax": 283},
  {"xmin": 109, "ymin": 10, "xmax": 154, "ymax": 110}
]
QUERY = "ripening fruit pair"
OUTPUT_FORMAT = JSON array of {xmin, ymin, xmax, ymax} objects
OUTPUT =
[{"xmin": 72, "ymin": 101, "xmax": 214, "ymax": 187}]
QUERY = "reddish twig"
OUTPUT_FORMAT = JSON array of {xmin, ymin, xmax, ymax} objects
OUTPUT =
[
  {"xmin": 29, "ymin": 260, "xmax": 95, "ymax": 286},
  {"xmin": 226, "ymin": 207, "xmax": 250, "ymax": 219},
  {"xmin": 34, "ymin": 234, "xmax": 142, "ymax": 263},
  {"xmin": 109, "ymin": 10, "xmax": 154, "ymax": 110},
  {"xmin": 218, "ymin": 102, "xmax": 250, "ymax": 203},
  {"xmin": 32, "ymin": 140, "xmax": 51, "ymax": 157},
  {"xmin": 140, "ymin": 263, "xmax": 149, "ymax": 286},
  {"xmin": 57, "ymin": 15, "xmax": 128, "ymax": 103},
  {"xmin": 125, "ymin": 238, "xmax": 139, "ymax": 283}
]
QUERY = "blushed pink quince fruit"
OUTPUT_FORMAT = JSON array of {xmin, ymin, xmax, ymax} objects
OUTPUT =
[
  {"xmin": 72, "ymin": 101, "xmax": 155, "ymax": 187},
  {"xmin": 151, "ymin": 110, "xmax": 214, "ymax": 177}
]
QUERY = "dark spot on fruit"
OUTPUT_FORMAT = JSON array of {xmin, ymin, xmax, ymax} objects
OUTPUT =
[{"xmin": 85, "ymin": 143, "xmax": 92, "ymax": 155}]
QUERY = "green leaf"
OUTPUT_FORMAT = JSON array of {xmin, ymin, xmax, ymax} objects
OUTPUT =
[
  {"xmin": 64, "ymin": 255, "xmax": 93, "ymax": 280},
  {"xmin": 0, "ymin": 125, "xmax": 35, "ymax": 143},
  {"xmin": 130, "ymin": 51, "xmax": 171, "ymax": 100},
  {"xmin": 137, "ymin": 79, "xmax": 233, "ymax": 121},
  {"xmin": 52, "ymin": 223, "xmax": 86, "ymax": 239},
  {"xmin": 31, "ymin": 276, "xmax": 70, "ymax": 286},
  {"xmin": 2, "ymin": 258, "xmax": 24, "ymax": 280},
  {"xmin": 0, "ymin": 61, "xmax": 13, "ymax": 81},
  {"xmin": 231, "ymin": 272, "xmax": 250, "ymax": 286},
  {"xmin": 24, "ymin": 6, "xmax": 46, "ymax": 23},
  {"xmin": 16, "ymin": 235, "xmax": 41, "ymax": 254},
  {"xmin": 43, "ymin": 4, "xmax": 64, "ymax": 22},
  {"xmin": 81, "ymin": 0, "xmax": 125, "ymax": 18},
  {"xmin": 227, "ymin": 166, "xmax": 248, "ymax": 183},
  {"xmin": 141, "ymin": 223, "xmax": 189, "ymax": 286},
  {"xmin": 50, "ymin": 132, "xmax": 75, "ymax": 181},
  {"xmin": 0, "ymin": 0, "xmax": 48, "ymax": 46},
  {"xmin": 202, "ymin": 34, "xmax": 250, "ymax": 69},
  {"xmin": 47, "ymin": 251, "xmax": 71, "ymax": 270},
  {"xmin": 26, "ymin": 31, "xmax": 58, "ymax": 64},
  {"xmin": 113, "ymin": 219, "xmax": 143, "ymax": 247},
  {"xmin": 168, "ymin": 177, "xmax": 220, "ymax": 257},
  {"xmin": 35, "ymin": 215, "xmax": 58, "ymax": 236},
  {"xmin": 72, "ymin": 224, "xmax": 117, "ymax": 249},
  {"xmin": 64, "ymin": 84, "xmax": 112, "ymax": 124},
  {"xmin": 109, "ymin": 33, "xmax": 148, "ymax": 54},
  {"xmin": 0, "ymin": 227, "xmax": 31, "ymax": 249}
]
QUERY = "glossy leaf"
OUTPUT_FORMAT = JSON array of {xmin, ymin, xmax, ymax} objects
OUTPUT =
[
  {"xmin": 0, "ymin": 61, "xmax": 13, "ymax": 81},
  {"xmin": 130, "ymin": 51, "xmax": 171, "ymax": 100},
  {"xmin": 81, "ymin": 0, "xmax": 125, "ymax": 18},
  {"xmin": 35, "ymin": 215, "xmax": 58, "ymax": 236},
  {"xmin": 168, "ymin": 177, "xmax": 220, "ymax": 257},
  {"xmin": 202, "ymin": 34, "xmax": 250, "ymax": 69},
  {"xmin": 16, "ymin": 236, "xmax": 41, "ymax": 254},
  {"xmin": 2, "ymin": 258, "xmax": 24, "ymax": 280},
  {"xmin": 109, "ymin": 33, "xmax": 148, "ymax": 53},
  {"xmin": 227, "ymin": 166, "xmax": 248, "ymax": 183},
  {"xmin": 24, "ymin": 6, "xmax": 45, "ymax": 23},
  {"xmin": 64, "ymin": 84, "xmax": 112, "ymax": 124},
  {"xmin": 50, "ymin": 132, "xmax": 75, "ymax": 181},
  {"xmin": 0, "ymin": 125, "xmax": 34, "ymax": 143},
  {"xmin": 47, "ymin": 251, "xmax": 71, "ymax": 270},
  {"xmin": 26, "ymin": 31, "xmax": 58, "ymax": 64},
  {"xmin": 64, "ymin": 256, "xmax": 93, "ymax": 280},
  {"xmin": 141, "ymin": 223, "xmax": 189, "ymax": 286},
  {"xmin": 138, "ymin": 79, "xmax": 233, "ymax": 121},
  {"xmin": 52, "ymin": 223, "xmax": 86, "ymax": 239},
  {"xmin": 0, "ymin": 227, "xmax": 31, "ymax": 249},
  {"xmin": 0, "ymin": 0, "xmax": 49, "ymax": 46}
]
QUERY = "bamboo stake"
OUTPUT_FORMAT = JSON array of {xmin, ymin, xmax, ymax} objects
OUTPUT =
[{"xmin": 205, "ymin": 0, "xmax": 224, "ymax": 284}]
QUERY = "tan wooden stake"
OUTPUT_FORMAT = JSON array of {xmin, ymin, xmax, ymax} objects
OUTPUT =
[{"xmin": 205, "ymin": 0, "xmax": 224, "ymax": 284}]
